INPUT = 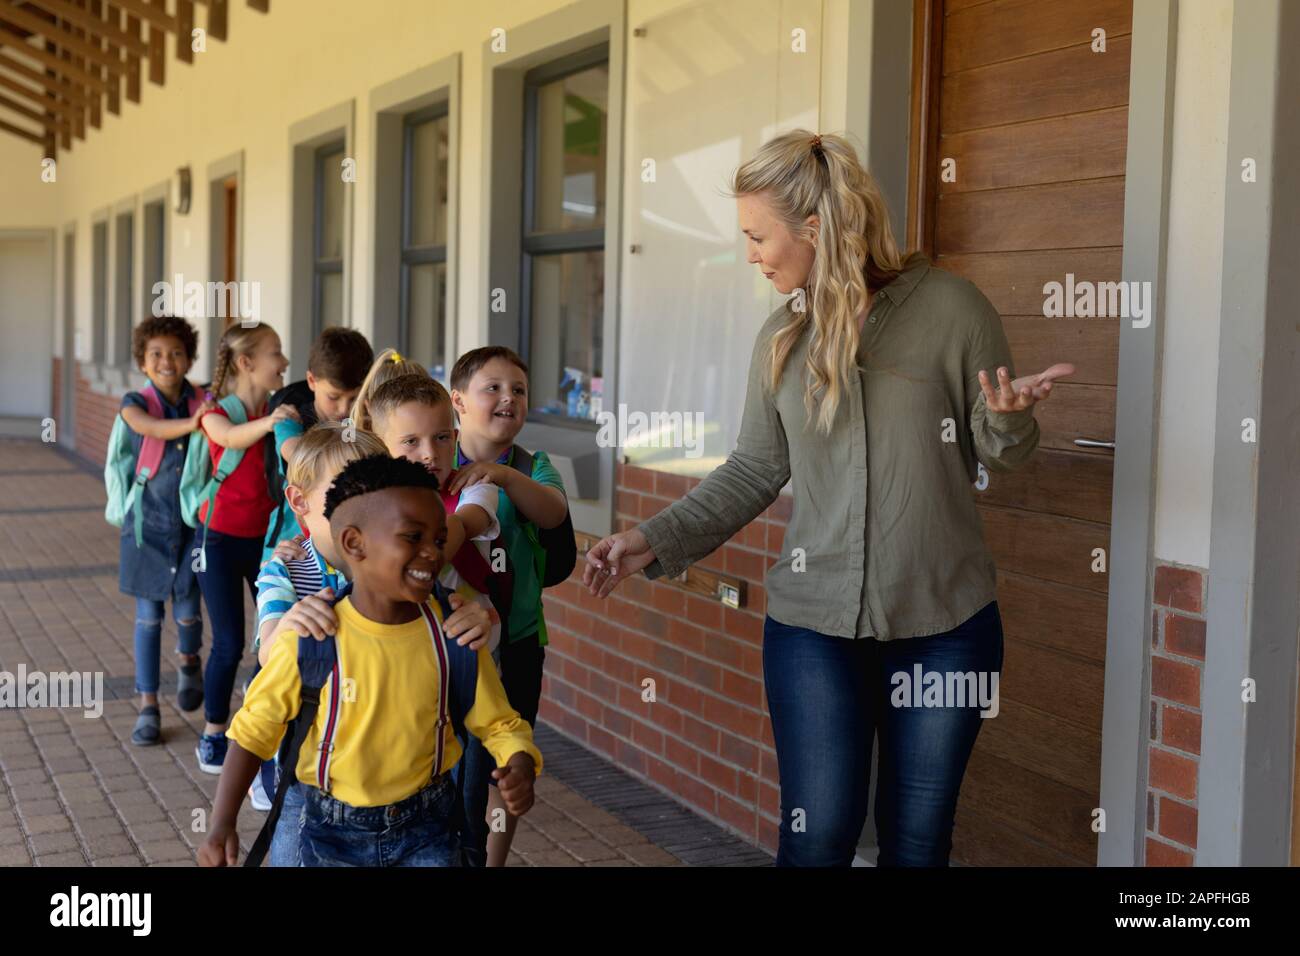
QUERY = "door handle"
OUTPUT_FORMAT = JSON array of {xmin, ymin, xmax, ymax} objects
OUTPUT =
[{"xmin": 1073, "ymin": 437, "xmax": 1115, "ymax": 449}]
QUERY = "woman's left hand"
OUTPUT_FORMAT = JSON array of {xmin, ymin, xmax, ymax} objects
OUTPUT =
[
  {"xmin": 979, "ymin": 363, "xmax": 1075, "ymax": 412},
  {"xmin": 443, "ymin": 592, "xmax": 491, "ymax": 650}
]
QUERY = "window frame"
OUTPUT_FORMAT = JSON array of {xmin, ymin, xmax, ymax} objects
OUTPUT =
[
  {"xmin": 398, "ymin": 104, "xmax": 450, "ymax": 370},
  {"xmin": 519, "ymin": 43, "xmax": 610, "ymax": 431},
  {"xmin": 312, "ymin": 139, "xmax": 347, "ymax": 340}
]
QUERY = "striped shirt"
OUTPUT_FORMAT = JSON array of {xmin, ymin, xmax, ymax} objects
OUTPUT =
[{"xmin": 254, "ymin": 537, "xmax": 347, "ymax": 649}]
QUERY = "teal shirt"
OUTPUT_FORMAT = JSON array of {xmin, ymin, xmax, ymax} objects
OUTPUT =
[{"xmin": 457, "ymin": 444, "xmax": 566, "ymax": 646}]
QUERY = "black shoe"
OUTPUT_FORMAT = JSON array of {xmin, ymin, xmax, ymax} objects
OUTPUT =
[
  {"xmin": 131, "ymin": 706, "xmax": 161, "ymax": 746},
  {"xmin": 177, "ymin": 661, "xmax": 204, "ymax": 712}
]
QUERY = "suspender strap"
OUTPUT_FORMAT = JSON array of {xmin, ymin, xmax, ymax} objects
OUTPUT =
[{"xmin": 418, "ymin": 602, "xmax": 452, "ymax": 778}]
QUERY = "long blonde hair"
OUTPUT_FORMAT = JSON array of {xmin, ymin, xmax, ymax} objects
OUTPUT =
[
  {"xmin": 349, "ymin": 348, "xmax": 430, "ymax": 432},
  {"xmin": 731, "ymin": 130, "xmax": 904, "ymax": 435},
  {"xmin": 210, "ymin": 322, "xmax": 277, "ymax": 398}
]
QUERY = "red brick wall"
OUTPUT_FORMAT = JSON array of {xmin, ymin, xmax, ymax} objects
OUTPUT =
[
  {"xmin": 539, "ymin": 463, "xmax": 791, "ymax": 852},
  {"xmin": 72, "ymin": 362, "xmax": 124, "ymax": 468},
  {"xmin": 1146, "ymin": 561, "xmax": 1207, "ymax": 866}
]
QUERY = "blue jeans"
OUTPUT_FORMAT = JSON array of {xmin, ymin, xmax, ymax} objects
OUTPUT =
[
  {"xmin": 133, "ymin": 592, "xmax": 203, "ymax": 695},
  {"xmin": 763, "ymin": 600, "xmax": 1004, "ymax": 867},
  {"xmin": 268, "ymin": 781, "xmax": 305, "ymax": 867},
  {"xmin": 195, "ymin": 527, "xmax": 262, "ymax": 724},
  {"xmin": 299, "ymin": 774, "xmax": 464, "ymax": 867},
  {"xmin": 455, "ymin": 735, "xmax": 493, "ymax": 867}
]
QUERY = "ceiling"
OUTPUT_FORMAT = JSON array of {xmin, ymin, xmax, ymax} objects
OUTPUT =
[{"xmin": 0, "ymin": 0, "xmax": 270, "ymax": 154}]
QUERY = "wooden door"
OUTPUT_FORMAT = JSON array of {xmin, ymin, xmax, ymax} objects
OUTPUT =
[
  {"xmin": 222, "ymin": 177, "xmax": 238, "ymax": 328},
  {"xmin": 908, "ymin": 0, "xmax": 1132, "ymax": 865}
]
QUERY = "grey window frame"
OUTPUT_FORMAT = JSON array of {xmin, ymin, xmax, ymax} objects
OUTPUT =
[
  {"xmin": 399, "ymin": 104, "xmax": 450, "ymax": 363},
  {"xmin": 312, "ymin": 139, "xmax": 346, "ymax": 339},
  {"xmin": 519, "ymin": 43, "xmax": 609, "ymax": 432}
]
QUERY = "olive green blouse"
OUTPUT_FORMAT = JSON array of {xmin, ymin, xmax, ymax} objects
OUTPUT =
[{"xmin": 638, "ymin": 252, "xmax": 1039, "ymax": 640}]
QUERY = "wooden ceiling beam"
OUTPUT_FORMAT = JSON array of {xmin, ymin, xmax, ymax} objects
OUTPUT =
[
  {"xmin": 0, "ymin": 69, "xmax": 78, "ymax": 115},
  {"xmin": 247, "ymin": 0, "xmax": 268, "ymax": 12},
  {"xmin": 0, "ymin": 47, "xmax": 89, "ymax": 103},
  {"xmin": 175, "ymin": 0, "xmax": 190, "ymax": 63},
  {"xmin": 0, "ymin": 27, "xmax": 111, "ymax": 91},
  {"xmin": 24, "ymin": 0, "xmax": 148, "ymax": 57},
  {"xmin": 0, "ymin": 0, "xmax": 128, "ymax": 74},
  {"xmin": 0, "ymin": 113, "xmax": 43, "ymax": 143},
  {"xmin": 0, "ymin": 88, "xmax": 70, "ymax": 134},
  {"xmin": 105, "ymin": 0, "xmax": 174, "ymax": 34},
  {"xmin": 206, "ymin": 0, "xmax": 226, "ymax": 42}
]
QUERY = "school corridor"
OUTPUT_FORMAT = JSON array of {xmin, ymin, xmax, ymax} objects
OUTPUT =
[{"xmin": 0, "ymin": 437, "xmax": 767, "ymax": 866}]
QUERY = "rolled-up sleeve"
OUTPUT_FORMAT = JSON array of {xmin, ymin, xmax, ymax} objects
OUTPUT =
[
  {"xmin": 966, "ymin": 299, "xmax": 1040, "ymax": 473},
  {"xmin": 640, "ymin": 317, "xmax": 791, "ymax": 580},
  {"xmin": 226, "ymin": 630, "xmax": 301, "ymax": 761}
]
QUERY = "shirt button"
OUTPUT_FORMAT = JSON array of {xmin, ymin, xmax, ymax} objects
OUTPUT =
[{"xmin": 169, "ymin": 567, "xmax": 176, "ymax": 574}]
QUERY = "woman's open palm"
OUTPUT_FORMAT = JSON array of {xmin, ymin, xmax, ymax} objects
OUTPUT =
[{"xmin": 978, "ymin": 362, "xmax": 1075, "ymax": 412}]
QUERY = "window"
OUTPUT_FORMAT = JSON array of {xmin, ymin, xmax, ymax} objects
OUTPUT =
[
  {"xmin": 142, "ymin": 200, "xmax": 165, "ymax": 320},
  {"xmin": 113, "ymin": 210, "xmax": 134, "ymax": 364},
  {"xmin": 91, "ymin": 220, "xmax": 107, "ymax": 362},
  {"xmin": 521, "ymin": 49, "xmax": 609, "ymax": 423},
  {"xmin": 313, "ymin": 141, "xmax": 345, "ymax": 337},
  {"xmin": 401, "ymin": 108, "xmax": 449, "ymax": 378}
]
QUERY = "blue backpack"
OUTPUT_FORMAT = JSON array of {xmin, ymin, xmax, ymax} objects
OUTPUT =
[
  {"xmin": 103, "ymin": 384, "xmax": 204, "ymax": 547},
  {"xmin": 244, "ymin": 582, "xmax": 478, "ymax": 867}
]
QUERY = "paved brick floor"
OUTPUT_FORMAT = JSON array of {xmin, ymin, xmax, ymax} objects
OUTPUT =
[{"xmin": 0, "ymin": 438, "xmax": 766, "ymax": 867}]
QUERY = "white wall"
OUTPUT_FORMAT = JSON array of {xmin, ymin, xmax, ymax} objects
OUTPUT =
[{"xmin": 1152, "ymin": 0, "xmax": 1233, "ymax": 568}]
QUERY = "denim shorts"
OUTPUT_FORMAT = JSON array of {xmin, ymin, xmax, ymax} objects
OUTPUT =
[{"xmin": 299, "ymin": 773, "xmax": 464, "ymax": 867}]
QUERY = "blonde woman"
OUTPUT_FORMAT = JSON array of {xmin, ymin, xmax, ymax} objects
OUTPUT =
[{"xmin": 584, "ymin": 131, "xmax": 1073, "ymax": 866}]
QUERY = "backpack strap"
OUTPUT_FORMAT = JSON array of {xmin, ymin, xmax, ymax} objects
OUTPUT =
[
  {"xmin": 124, "ymin": 386, "xmax": 169, "ymax": 549},
  {"xmin": 196, "ymin": 394, "xmax": 250, "ymax": 548},
  {"xmin": 243, "ymin": 582, "xmax": 350, "ymax": 868}
]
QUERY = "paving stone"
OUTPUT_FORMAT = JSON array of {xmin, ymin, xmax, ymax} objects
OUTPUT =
[
  {"xmin": 138, "ymin": 840, "xmax": 193, "ymax": 864},
  {"xmin": 519, "ymin": 849, "xmax": 581, "ymax": 867},
  {"xmin": 619, "ymin": 842, "xmax": 681, "ymax": 866},
  {"xmin": 35, "ymin": 851, "xmax": 87, "ymax": 866},
  {"xmin": 93, "ymin": 855, "xmax": 143, "ymax": 866},
  {"xmin": 24, "ymin": 813, "xmax": 72, "ymax": 835},
  {"xmin": 84, "ymin": 834, "xmax": 136, "ymax": 859},
  {"xmin": 0, "ymin": 844, "xmax": 33, "ymax": 865}
]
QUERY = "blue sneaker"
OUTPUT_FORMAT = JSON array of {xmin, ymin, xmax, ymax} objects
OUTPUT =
[{"xmin": 196, "ymin": 732, "xmax": 227, "ymax": 774}]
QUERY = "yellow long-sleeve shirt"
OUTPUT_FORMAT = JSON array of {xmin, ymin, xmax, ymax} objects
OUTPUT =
[{"xmin": 227, "ymin": 596, "xmax": 542, "ymax": 808}]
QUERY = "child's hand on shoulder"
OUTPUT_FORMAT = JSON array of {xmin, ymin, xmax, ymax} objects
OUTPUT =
[
  {"xmin": 197, "ymin": 822, "xmax": 240, "ymax": 867},
  {"xmin": 189, "ymin": 398, "xmax": 216, "ymax": 431},
  {"xmin": 272, "ymin": 533, "xmax": 308, "ymax": 563},
  {"xmin": 270, "ymin": 404, "xmax": 301, "ymax": 426},
  {"xmin": 447, "ymin": 462, "xmax": 510, "ymax": 495},
  {"xmin": 443, "ymin": 593, "xmax": 491, "ymax": 650},
  {"xmin": 493, "ymin": 753, "xmax": 536, "ymax": 816}
]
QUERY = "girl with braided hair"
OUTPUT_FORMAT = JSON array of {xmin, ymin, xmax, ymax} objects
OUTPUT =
[{"xmin": 194, "ymin": 322, "xmax": 300, "ymax": 774}]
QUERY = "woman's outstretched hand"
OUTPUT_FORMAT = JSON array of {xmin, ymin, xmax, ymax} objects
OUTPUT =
[
  {"xmin": 584, "ymin": 528, "xmax": 657, "ymax": 598},
  {"xmin": 978, "ymin": 362, "xmax": 1075, "ymax": 413}
]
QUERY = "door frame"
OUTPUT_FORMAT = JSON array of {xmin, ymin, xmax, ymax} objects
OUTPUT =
[
  {"xmin": 60, "ymin": 222, "xmax": 77, "ymax": 449},
  {"xmin": 0, "ymin": 228, "xmax": 57, "ymax": 429}
]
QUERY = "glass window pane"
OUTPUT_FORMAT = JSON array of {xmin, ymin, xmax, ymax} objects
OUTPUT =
[
  {"xmin": 407, "ymin": 262, "xmax": 447, "ymax": 380},
  {"xmin": 529, "ymin": 250, "xmax": 603, "ymax": 419},
  {"xmin": 319, "ymin": 150, "xmax": 344, "ymax": 261},
  {"xmin": 408, "ymin": 115, "xmax": 449, "ymax": 248},
  {"xmin": 319, "ymin": 271, "xmax": 342, "ymax": 332},
  {"xmin": 532, "ymin": 63, "xmax": 608, "ymax": 233}
]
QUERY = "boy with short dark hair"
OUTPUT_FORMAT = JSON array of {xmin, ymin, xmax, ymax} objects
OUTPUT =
[
  {"xmin": 200, "ymin": 454, "xmax": 538, "ymax": 868},
  {"xmin": 448, "ymin": 346, "xmax": 573, "ymax": 865},
  {"xmin": 262, "ymin": 327, "xmax": 374, "ymax": 561}
]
